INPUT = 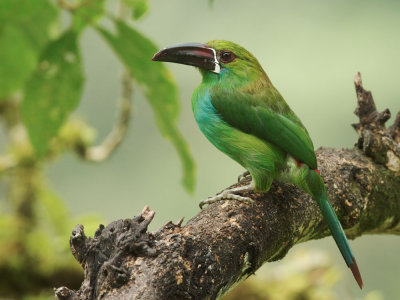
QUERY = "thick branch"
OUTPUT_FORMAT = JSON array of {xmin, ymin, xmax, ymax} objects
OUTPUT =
[{"xmin": 57, "ymin": 73, "xmax": 400, "ymax": 299}]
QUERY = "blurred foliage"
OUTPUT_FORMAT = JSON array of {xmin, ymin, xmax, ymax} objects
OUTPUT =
[
  {"xmin": 0, "ymin": 0, "xmax": 58, "ymax": 98},
  {"xmin": 0, "ymin": 0, "xmax": 194, "ymax": 191},
  {"xmin": 223, "ymin": 249, "xmax": 384, "ymax": 300},
  {"xmin": 224, "ymin": 249, "xmax": 340, "ymax": 300},
  {"xmin": 123, "ymin": 0, "xmax": 149, "ymax": 20},
  {"xmin": 0, "ymin": 0, "xmax": 194, "ymax": 297},
  {"xmin": 98, "ymin": 19, "xmax": 195, "ymax": 192},
  {"xmin": 21, "ymin": 30, "xmax": 84, "ymax": 157}
]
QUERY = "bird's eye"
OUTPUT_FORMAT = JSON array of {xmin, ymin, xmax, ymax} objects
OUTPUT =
[{"xmin": 219, "ymin": 50, "xmax": 236, "ymax": 63}]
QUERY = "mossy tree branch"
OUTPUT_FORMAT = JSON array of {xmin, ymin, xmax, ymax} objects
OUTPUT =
[{"xmin": 56, "ymin": 73, "xmax": 400, "ymax": 299}]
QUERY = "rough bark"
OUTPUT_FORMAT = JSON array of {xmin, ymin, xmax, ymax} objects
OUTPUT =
[{"xmin": 56, "ymin": 73, "xmax": 400, "ymax": 299}]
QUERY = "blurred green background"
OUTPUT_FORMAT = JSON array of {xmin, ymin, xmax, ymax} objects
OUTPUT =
[{"xmin": 1, "ymin": 0, "xmax": 399, "ymax": 299}]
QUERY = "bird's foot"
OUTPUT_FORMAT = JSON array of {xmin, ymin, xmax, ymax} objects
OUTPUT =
[
  {"xmin": 199, "ymin": 184, "xmax": 254, "ymax": 209},
  {"xmin": 237, "ymin": 170, "xmax": 252, "ymax": 183}
]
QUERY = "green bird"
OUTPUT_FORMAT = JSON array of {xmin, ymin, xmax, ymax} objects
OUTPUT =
[{"xmin": 153, "ymin": 40, "xmax": 363, "ymax": 289}]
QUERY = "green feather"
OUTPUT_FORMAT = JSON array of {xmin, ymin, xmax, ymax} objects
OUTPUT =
[{"xmin": 210, "ymin": 88, "xmax": 317, "ymax": 169}]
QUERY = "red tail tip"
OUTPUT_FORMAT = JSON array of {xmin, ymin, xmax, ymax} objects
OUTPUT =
[{"xmin": 349, "ymin": 258, "xmax": 363, "ymax": 289}]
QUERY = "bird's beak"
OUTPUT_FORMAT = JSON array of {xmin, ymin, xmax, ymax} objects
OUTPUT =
[{"xmin": 152, "ymin": 42, "xmax": 220, "ymax": 74}]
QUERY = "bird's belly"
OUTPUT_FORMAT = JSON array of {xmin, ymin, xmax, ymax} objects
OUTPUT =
[{"xmin": 193, "ymin": 93, "xmax": 286, "ymax": 190}]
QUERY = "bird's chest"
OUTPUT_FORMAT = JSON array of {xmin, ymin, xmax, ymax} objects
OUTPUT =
[
  {"xmin": 191, "ymin": 88, "xmax": 283, "ymax": 180},
  {"xmin": 191, "ymin": 90, "xmax": 250, "ymax": 164},
  {"xmin": 192, "ymin": 90, "xmax": 228, "ymax": 146}
]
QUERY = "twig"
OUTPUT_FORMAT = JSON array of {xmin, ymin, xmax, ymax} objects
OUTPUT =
[
  {"xmin": 353, "ymin": 72, "xmax": 391, "ymax": 128},
  {"xmin": 81, "ymin": 69, "xmax": 133, "ymax": 162},
  {"xmin": 353, "ymin": 72, "xmax": 400, "ymax": 170},
  {"xmin": 78, "ymin": 1, "xmax": 133, "ymax": 163}
]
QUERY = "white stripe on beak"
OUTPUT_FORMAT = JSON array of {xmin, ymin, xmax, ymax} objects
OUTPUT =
[{"xmin": 210, "ymin": 48, "xmax": 221, "ymax": 74}]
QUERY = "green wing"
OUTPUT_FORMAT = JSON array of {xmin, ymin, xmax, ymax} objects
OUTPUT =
[{"xmin": 211, "ymin": 88, "xmax": 317, "ymax": 169}]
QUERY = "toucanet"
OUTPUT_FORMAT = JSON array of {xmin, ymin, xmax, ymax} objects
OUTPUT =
[{"xmin": 153, "ymin": 40, "xmax": 363, "ymax": 288}]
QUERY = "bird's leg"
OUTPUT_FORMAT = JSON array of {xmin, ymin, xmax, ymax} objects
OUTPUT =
[
  {"xmin": 237, "ymin": 170, "xmax": 252, "ymax": 183},
  {"xmin": 199, "ymin": 183, "xmax": 255, "ymax": 209}
]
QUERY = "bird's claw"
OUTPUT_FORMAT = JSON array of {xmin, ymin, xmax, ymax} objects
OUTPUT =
[
  {"xmin": 238, "ymin": 170, "xmax": 251, "ymax": 183},
  {"xmin": 199, "ymin": 200, "xmax": 207, "ymax": 209}
]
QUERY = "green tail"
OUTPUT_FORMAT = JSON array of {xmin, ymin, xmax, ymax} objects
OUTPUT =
[{"xmin": 306, "ymin": 170, "xmax": 363, "ymax": 289}]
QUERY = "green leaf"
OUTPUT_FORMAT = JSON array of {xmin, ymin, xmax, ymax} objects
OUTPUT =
[
  {"xmin": 21, "ymin": 30, "xmax": 85, "ymax": 157},
  {"xmin": 72, "ymin": 0, "xmax": 106, "ymax": 32},
  {"xmin": 123, "ymin": 0, "xmax": 149, "ymax": 20},
  {"xmin": 0, "ymin": 0, "xmax": 58, "ymax": 98},
  {"xmin": 0, "ymin": 0, "xmax": 58, "ymax": 42},
  {"xmin": 97, "ymin": 20, "xmax": 195, "ymax": 193},
  {"xmin": 0, "ymin": 27, "xmax": 37, "ymax": 98}
]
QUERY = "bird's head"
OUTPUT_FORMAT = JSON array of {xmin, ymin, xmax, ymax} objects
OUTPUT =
[{"xmin": 152, "ymin": 40, "xmax": 269, "ymax": 87}]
